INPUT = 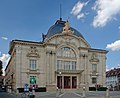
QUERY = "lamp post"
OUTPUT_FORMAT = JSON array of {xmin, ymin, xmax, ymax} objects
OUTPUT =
[
  {"xmin": 96, "ymin": 73, "xmax": 98, "ymax": 91},
  {"xmin": 59, "ymin": 71, "xmax": 62, "ymax": 94}
]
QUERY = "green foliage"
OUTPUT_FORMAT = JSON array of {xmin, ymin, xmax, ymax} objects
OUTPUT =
[
  {"xmin": 97, "ymin": 87, "xmax": 107, "ymax": 91},
  {"xmin": 89, "ymin": 87, "xmax": 96, "ymax": 91},
  {"xmin": 89, "ymin": 87, "xmax": 107, "ymax": 91}
]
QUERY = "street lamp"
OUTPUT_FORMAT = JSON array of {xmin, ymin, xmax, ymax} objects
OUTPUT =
[
  {"xmin": 59, "ymin": 71, "xmax": 62, "ymax": 94},
  {"xmin": 96, "ymin": 73, "xmax": 98, "ymax": 91}
]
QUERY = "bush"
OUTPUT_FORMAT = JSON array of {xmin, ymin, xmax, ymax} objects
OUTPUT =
[
  {"xmin": 89, "ymin": 87, "xmax": 96, "ymax": 91},
  {"xmin": 89, "ymin": 87, "xmax": 107, "ymax": 91},
  {"xmin": 17, "ymin": 87, "xmax": 46, "ymax": 93},
  {"xmin": 35, "ymin": 87, "xmax": 46, "ymax": 92},
  {"xmin": 97, "ymin": 87, "xmax": 107, "ymax": 91},
  {"xmin": 17, "ymin": 88, "xmax": 24, "ymax": 93}
]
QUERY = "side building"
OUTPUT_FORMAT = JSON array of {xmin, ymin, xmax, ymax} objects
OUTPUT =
[
  {"xmin": 106, "ymin": 68, "xmax": 120, "ymax": 91},
  {"xmin": 5, "ymin": 19, "xmax": 108, "ymax": 92}
]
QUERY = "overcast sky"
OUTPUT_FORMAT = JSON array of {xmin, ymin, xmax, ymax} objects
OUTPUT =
[{"xmin": 0, "ymin": 0, "xmax": 120, "ymax": 73}]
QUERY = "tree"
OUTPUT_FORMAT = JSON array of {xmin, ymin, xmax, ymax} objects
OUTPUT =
[{"xmin": 0, "ymin": 60, "xmax": 3, "ymax": 76}]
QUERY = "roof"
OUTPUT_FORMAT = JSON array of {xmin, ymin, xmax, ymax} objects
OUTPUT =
[
  {"xmin": 106, "ymin": 68, "xmax": 120, "ymax": 77},
  {"xmin": 44, "ymin": 19, "xmax": 85, "ymax": 40}
]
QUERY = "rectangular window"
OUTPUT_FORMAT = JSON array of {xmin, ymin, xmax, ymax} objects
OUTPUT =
[
  {"xmin": 57, "ymin": 60, "xmax": 62, "ymax": 70},
  {"xmin": 64, "ymin": 61, "xmax": 70, "ymax": 70},
  {"xmin": 29, "ymin": 59, "xmax": 37, "ymax": 70},
  {"xmin": 72, "ymin": 61, "xmax": 76, "ymax": 70},
  {"xmin": 92, "ymin": 64, "xmax": 97, "ymax": 72},
  {"xmin": 92, "ymin": 77, "xmax": 97, "ymax": 84}
]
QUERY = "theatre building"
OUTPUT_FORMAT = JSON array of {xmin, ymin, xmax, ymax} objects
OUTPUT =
[{"xmin": 5, "ymin": 19, "xmax": 107, "ymax": 92}]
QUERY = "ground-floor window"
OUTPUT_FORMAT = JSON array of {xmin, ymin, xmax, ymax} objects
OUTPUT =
[
  {"xmin": 57, "ymin": 76, "xmax": 77, "ymax": 89},
  {"xmin": 92, "ymin": 77, "xmax": 96, "ymax": 84}
]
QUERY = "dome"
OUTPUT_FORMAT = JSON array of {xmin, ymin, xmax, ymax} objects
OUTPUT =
[{"xmin": 44, "ymin": 19, "xmax": 85, "ymax": 40}]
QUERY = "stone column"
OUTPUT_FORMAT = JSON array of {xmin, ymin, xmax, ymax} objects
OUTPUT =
[{"xmin": 62, "ymin": 76, "xmax": 64, "ymax": 90}]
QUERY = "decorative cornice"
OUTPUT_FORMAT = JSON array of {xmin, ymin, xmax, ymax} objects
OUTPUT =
[
  {"xmin": 89, "ymin": 48, "xmax": 108, "ymax": 54},
  {"xmin": 90, "ymin": 72, "xmax": 99, "ymax": 77},
  {"xmin": 9, "ymin": 40, "xmax": 44, "ymax": 55},
  {"xmin": 78, "ymin": 47, "xmax": 89, "ymax": 50},
  {"xmin": 26, "ymin": 53, "xmax": 40, "ymax": 58}
]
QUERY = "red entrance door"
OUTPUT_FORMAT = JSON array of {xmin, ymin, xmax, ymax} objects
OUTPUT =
[{"xmin": 64, "ymin": 76, "xmax": 70, "ymax": 89}]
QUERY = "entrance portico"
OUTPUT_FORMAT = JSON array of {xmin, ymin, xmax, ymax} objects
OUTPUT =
[
  {"xmin": 57, "ymin": 76, "xmax": 77, "ymax": 89},
  {"xmin": 56, "ymin": 70, "xmax": 84, "ymax": 90}
]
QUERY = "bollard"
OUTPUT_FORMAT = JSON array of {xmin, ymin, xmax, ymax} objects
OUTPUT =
[
  {"xmin": 106, "ymin": 88, "xmax": 110, "ymax": 98},
  {"xmin": 82, "ymin": 87, "xmax": 86, "ymax": 98},
  {"xmin": 56, "ymin": 87, "xmax": 60, "ymax": 98}
]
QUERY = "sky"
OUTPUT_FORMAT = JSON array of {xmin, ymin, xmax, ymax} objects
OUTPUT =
[{"xmin": 0, "ymin": 0, "xmax": 120, "ymax": 73}]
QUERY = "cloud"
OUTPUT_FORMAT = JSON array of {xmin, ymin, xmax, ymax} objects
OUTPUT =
[
  {"xmin": 106, "ymin": 66, "xmax": 109, "ymax": 71},
  {"xmin": 71, "ymin": 1, "xmax": 88, "ymax": 19},
  {"xmin": 92, "ymin": 0, "xmax": 120, "ymax": 28},
  {"xmin": 1, "ymin": 36, "xmax": 8, "ymax": 40},
  {"xmin": 118, "ymin": 26, "xmax": 120, "ymax": 30},
  {"xmin": 0, "ymin": 54, "xmax": 10, "ymax": 75},
  {"xmin": 118, "ymin": 64, "xmax": 120, "ymax": 67},
  {"xmin": 77, "ymin": 13, "xmax": 85, "ymax": 19},
  {"xmin": 106, "ymin": 40, "xmax": 120, "ymax": 51},
  {"xmin": 106, "ymin": 65, "xmax": 115, "ymax": 71},
  {"xmin": 0, "ymin": 54, "xmax": 10, "ymax": 68}
]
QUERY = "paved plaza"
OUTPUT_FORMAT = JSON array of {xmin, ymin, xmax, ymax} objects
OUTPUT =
[
  {"xmin": 1, "ymin": 91, "xmax": 120, "ymax": 98},
  {"xmin": 33, "ymin": 91, "xmax": 120, "ymax": 98}
]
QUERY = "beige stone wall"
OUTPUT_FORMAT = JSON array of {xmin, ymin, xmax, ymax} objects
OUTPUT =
[{"xmin": 5, "ymin": 34, "xmax": 107, "ymax": 92}]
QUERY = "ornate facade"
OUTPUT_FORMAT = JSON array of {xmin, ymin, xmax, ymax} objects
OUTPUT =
[{"xmin": 5, "ymin": 19, "xmax": 107, "ymax": 92}]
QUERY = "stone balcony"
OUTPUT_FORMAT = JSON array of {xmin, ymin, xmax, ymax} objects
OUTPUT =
[{"xmin": 56, "ymin": 69, "xmax": 84, "ymax": 74}]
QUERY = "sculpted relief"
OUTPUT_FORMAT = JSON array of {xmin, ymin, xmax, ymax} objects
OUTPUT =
[{"xmin": 26, "ymin": 46, "xmax": 40, "ymax": 58}]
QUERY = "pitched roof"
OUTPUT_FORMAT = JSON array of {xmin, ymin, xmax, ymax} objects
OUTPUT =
[{"xmin": 106, "ymin": 68, "xmax": 120, "ymax": 77}]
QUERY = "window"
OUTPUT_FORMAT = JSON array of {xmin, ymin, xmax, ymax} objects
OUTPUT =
[
  {"xmin": 57, "ymin": 60, "xmax": 76, "ymax": 70},
  {"xmin": 92, "ymin": 77, "xmax": 97, "ymax": 84},
  {"xmin": 92, "ymin": 64, "xmax": 97, "ymax": 72},
  {"xmin": 29, "ymin": 59, "xmax": 37, "ymax": 70},
  {"xmin": 57, "ymin": 47, "xmax": 76, "ymax": 58},
  {"xmin": 30, "ymin": 76, "xmax": 36, "ymax": 84},
  {"xmin": 57, "ymin": 60, "xmax": 62, "ymax": 70},
  {"xmin": 72, "ymin": 61, "xmax": 76, "ymax": 70},
  {"xmin": 57, "ymin": 47, "xmax": 77, "ymax": 71},
  {"xmin": 64, "ymin": 61, "xmax": 70, "ymax": 70}
]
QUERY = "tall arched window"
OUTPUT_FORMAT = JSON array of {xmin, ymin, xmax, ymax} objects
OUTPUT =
[{"xmin": 57, "ymin": 47, "xmax": 77, "ymax": 70}]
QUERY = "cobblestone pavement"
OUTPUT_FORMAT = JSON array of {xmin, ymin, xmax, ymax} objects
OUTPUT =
[
  {"xmin": 1, "ymin": 91, "xmax": 120, "ymax": 98},
  {"xmin": 34, "ymin": 91, "xmax": 120, "ymax": 98}
]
